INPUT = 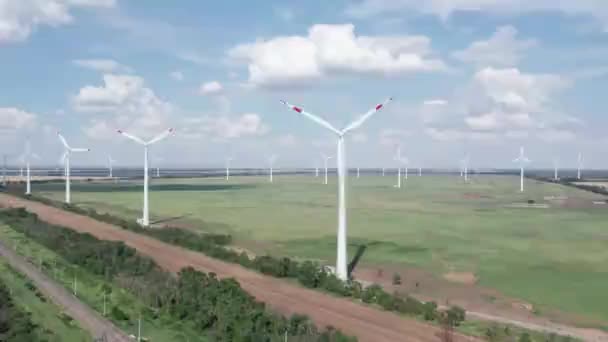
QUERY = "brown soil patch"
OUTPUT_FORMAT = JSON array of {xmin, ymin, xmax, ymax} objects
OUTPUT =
[
  {"xmin": 0, "ymin": 193, "xmax": 479, "ymax": 342},
  {"xmin": 443, "ymin": 272, "xmax": 477, "ymax": 285}
]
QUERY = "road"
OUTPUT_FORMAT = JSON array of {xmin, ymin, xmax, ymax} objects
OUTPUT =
[
  {"xmin": 0, "ymin": 193, "xmax": 481, "ymax": 342},
  {"xmin": 0, "ymin": 238, "xmax": 131, "ymax": 342}
]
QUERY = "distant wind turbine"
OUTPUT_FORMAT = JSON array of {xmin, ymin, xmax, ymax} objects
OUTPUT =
[
  {"xmin": 117, "ymin": 128, "xmax": 174, "ymax": 226},
  {"xmin": 577, "ymin": 152, "xmax": 583, "ymax": 180},
  {"xmin": 281, "ymin": 97, "xmax": 391, "ymax": 281},
  {"xmin": 268, "ymin": 155, "xmax": 277, "ymax": 183},
  {"xmin": 321, "ymin": 153, "xmax": 333, "ymax": 185},
  {"xmin": 553, "ymin": 157, "xmax": 559, "ymax": 181},
  {"xmin": 225, "ymin": 157, "xmax": 233, "ymax": 181},
  {"xmin": 513, "ymin": 146, "xmax": 530, "ymax": 192},
  {"xmin": 418, "ymin": 166, "xmax": 422, "ymax": 177},
  {"xmin": 461, "ymin": 155, "xmax": 470, "ymax": 183},
  {"xmin": 394, "ymin": 145, "xmax": 403, "ymax": 189},
  {"xmin": 19, "ymin": 141, "xmax": 39, "ymax": 195},
  {"xmin": 107, "ymin": 155, "xmax": 117, "ymax": 178},
  {"xmin": 356, "ymin": 167, "xmax": 360, "ymax": 179},
  {"xmin": 58, "ymin": 132, "xmax": 90, "ymax": 204},
  {"xmin": 382, "ymin": 167, "xmax": 385, "ymax": 177}
]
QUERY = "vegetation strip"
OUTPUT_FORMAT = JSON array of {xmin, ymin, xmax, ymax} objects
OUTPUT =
[
  {"xmin": 0, "ymin": 237, "xmax": 130, "ymax": 341},
  {"xmin": 12, "ymin": 192, "xmax": 468, "ymax": 327},
  {"xmin": 0, "ymin": 207, "xmax": 356, "ymax": 341}
]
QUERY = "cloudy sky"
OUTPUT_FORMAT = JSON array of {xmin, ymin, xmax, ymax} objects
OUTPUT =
[{"xmin": 1, "ymin": 0, "xmax": 607, "ymax": 169}]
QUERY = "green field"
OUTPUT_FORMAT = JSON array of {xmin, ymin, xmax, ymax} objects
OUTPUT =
[{"xmin": 32, "ymin": 174, "xmax": 608, "ymax": 324}]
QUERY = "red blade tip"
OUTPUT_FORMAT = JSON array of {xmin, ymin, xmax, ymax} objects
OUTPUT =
[{"xmin": 293, "ymin": 107, "xmax": 302, "ymax": 113}]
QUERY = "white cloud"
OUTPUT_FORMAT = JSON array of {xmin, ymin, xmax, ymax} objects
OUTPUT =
[
  {"xmin": 452, "ymin": 26, "xmax": 536, "ymax": 67},
  {"xmin": 379, "ymin": 128, "xmax": 409, "ymax": 146},
  {"xmin": 182, "ymin": 113, "xmax": 269, "ymax": 140},
  {"xmin": 0, "ymin": 0, "xmax": 116, "ymax": 43},
  {"xmin": 72, "ymin": 59, "xmax": 131, "ymax": 72},
  {"xmin": 228, "ymin": 23, "xmax": 445, "ymax": 88},
  {"xmin": 199, "ymin": 81, "xmax": 223, "ymax": 95},
  {"xmin": 277, "ymin": 133, "xmax": 297, "ymax": 146},
  {"xmin": 169, "ymin": 70, "xmax": 184, "ymax": 81},
  {"xmin": 73, "ymin": 73, "xmax": 172, "ymax": 137},
  {"xmin": 177, "ymin": 52, "xmax": 212, "ymax": 65},
  {"xmin": 423, "ymin": 99, "xmax": 447, "ymax": 106},
  {"xmin": 82, "ymin": 119, "xmax": 115, "ymax": 140},
  {"xmin": 0, "ymin": 107, "xmax": 37, "ymax": 131},
  {"xmin": 419, "ymin": 67, "xmax": 574, "ymax": 142},
  {"xmin": 345, "ymin": 0, "xmax": 608, "ymax": 31}
]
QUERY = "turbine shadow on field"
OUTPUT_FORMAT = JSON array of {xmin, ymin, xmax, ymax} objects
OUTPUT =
[{"xmin": 150, "ymin": 213, "xmax": 193, "ymax": 226}]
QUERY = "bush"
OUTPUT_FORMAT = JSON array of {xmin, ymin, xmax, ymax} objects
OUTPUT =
[
  {"xmin": 445, "ymin": 306, "xmax": 466, "ymax": 327},
  {"xmin": 392, "ymin": 273, "xmax": 401, "ymax": 285}
]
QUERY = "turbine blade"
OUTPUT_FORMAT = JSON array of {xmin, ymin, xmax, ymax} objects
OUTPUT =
[
  {"xmin": 57, "ymin": 132, "xmax": 70, "ymax": 149},
  {"xmin": 280, "ymin": 100, "xmax": 341, "ymax": 135},
  {"xmin": 117, "ymin": 130, "xmax": 146, "ymax": 145},
  {"xmin": 147, "ymin": 128, "xmax": 175, "ymax": 145},
  {"xmin": 342, "ymin": 97, "xmax": 392, "ymax": 133},
  {"xmin": 70, "ymin": 148, "xmax": 90, "ymax": 152}
]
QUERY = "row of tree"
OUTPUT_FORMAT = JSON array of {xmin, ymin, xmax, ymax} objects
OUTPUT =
[{"xmin": 0, "ymin": 208, "xmax": 356, "ymax": 341}]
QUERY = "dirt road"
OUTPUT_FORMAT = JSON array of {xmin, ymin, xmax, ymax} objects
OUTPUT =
[
  {"xmin": 0, "ymin": 193, "xmax": 479, "ymax": 342},
  {"xmin": 0, "ymin": 239, "xmax": 130, "ymax": 342}
]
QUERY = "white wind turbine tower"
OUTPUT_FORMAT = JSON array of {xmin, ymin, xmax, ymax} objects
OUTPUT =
[
  {"xmin": 20, "ymin": 141, "xmax": 39, "ymax": 195},
  {"xmin": 107, "ymin": 155, "xmax": 117, "ymax": 178},
  {"xmin": 58, "ymin": 132, "xmax": 90, "ymax": 204},
  {"xmin": 418, "ymin": 166, "xmax": 422, "ymax": 177},
  {"xmin": 577, "ymin": 152, "xmax": 583, "ymax": 180},
  {"xmin": 461, "ymin": 155, "xmax": 470, "ymax": 183},
  {"xmin": 268, "ymin": 155, "xmax": 278, "ymax": 183},
  {"xmin": 382, "ymin": 167, "xmax": 385, "ymax": 177},
  {"xmin": 281, "ymin": 97, "xmax": 391, "ymax": 281},
  {"xmin": 225, "ymin": 157, "xmax": 233, "ymax": 181},
  {"xmin": 356, "ymin": 167, "xmax": 360, "ymax": 179},
  {"xmin": 117, "ymin": 128, "xmax": 174, "ymax": 227},
  {"xmin": 314, "ymin": 161, "xmax": 319, "ymax": 177},
  {"xmin": 394, "ymin": 145, "xmax": 403, "ymax": 188},
  {"xmin": 553, "ymin": 157, "xmax": 559, "ymax": 181},
  {"xmin": 321, "ymin": 153, "xmax": 333, "ymax": 185},
  {"xmin": 513, "ymin": 146, "xmax": 530, "ymax": 193}
]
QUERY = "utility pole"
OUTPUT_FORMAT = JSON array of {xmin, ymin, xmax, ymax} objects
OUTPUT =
[
  {"xmin": 103, "ymin": 292, "xmax": 107, "ymax": 316},
  {"xmin": 137, "ymin": 314, "xmax": 142, "ymax": 342}
]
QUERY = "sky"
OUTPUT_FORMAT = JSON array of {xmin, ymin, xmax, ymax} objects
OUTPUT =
[{"xmin": 1, "ymin": 0, "xmax": 607, "ymax": 169}]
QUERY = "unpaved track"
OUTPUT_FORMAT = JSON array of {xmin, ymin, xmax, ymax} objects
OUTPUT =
[
  {"xmin": 0, "ymin": 193, "xmax": 479, "ymax": 342},
  {"xmin": 0, "ymin": 239, "xmax": 130, "ymax": 342}
]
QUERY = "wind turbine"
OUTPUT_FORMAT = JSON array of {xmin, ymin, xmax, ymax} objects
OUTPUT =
[
  {"xmin": 281, "ymin": 97, "xmax": 391, "ymax": 280},
  {"xmin": 513, "ymin": 146, "xmax": 530, "ymax": 193},
  {"xmin": 356, "ymin": 167, "xmax": 360, "ymax": 179},
  {"xmin": 268, "ymin": 155, "xmax": 277, "ymax": 183},
  {"xmin": 577, "ymin": 152, "xmax": 583, "ymax": 180},
  {"xmin": 225, "ymin": 157, "xmax": 232, "ymax": 181},
  {"xmin": 460, "ymin": 155, "xmax": 470, "ymax": 183},
  {"xmin": 321, "ymin": 153, "xmax": 333, "ymax": 185},
  {"xmin": 314, "ymin": 162, "xmax": 319, "ymax": 177},
  {"xmin": 107, "ymin": 155, "xmax": 116, "ymax": 178},
  {"xmin": 418, "ymin": 166, "xmax": 422, "ymax": 177},
  {"xmin": 394, "ymin": 146, "xmax": 402, "ymax": 188},
  {"xmin": 19, "ymin": 141, "xmax": 39, "ymax": 195},
  {"xmin": 117, "ymin": 128, "xmax": 174, "ymax": 227},
  {"xmin": 382, "ymin": 167, "xmax": 385, "ymax": 177},
  {"xmin": 553, "ymin": 157, "xmax": 559, "ymax": 181},
  {"xmin": 58, "ymin": 132, "xmax": 90, "ymax": 204}
]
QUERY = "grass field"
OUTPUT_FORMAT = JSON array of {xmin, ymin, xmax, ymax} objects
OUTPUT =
[
  {"xmin": 0, "ymin": 261, "xmax": 91, "ymax": 342},
  {"xmin": 32, "ymin": 174, "xmax": 608, "ymax": 324}
]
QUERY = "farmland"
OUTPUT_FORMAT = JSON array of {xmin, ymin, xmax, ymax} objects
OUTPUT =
[{"xmin": 31, "ymin": 174, "xmax": 608, "ymax": 325}]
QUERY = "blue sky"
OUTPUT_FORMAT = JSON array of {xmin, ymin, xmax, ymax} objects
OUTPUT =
[{"xmin": 1, "ymin": 0, "xmax": 607, "ymax": 169}]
